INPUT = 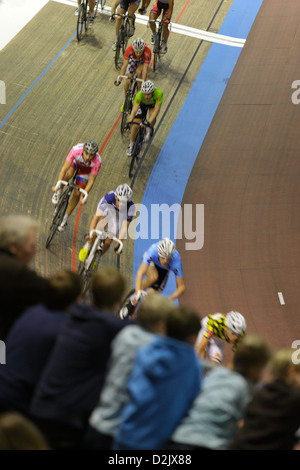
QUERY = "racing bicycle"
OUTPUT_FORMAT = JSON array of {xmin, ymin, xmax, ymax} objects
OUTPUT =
[
  {"xmin": 149, "ymin": 18, "xmax": 170, "ymax": 72},
  {"xmin": 116, "ymin": 74, "xmax": 144, "ymax": 135},
  {"xmin": 113, "ymin": 13, "xmax": 135, "ymax": 69},
  {"xmin": 118, "ymin": 289, "xmax": 147, "ymax": 319},
  {"xmin": 46, "ymin": 168, "xmax": 88, "ymax": 249},
  {"xmin": 77, "ymin": 229, "xmax": 123, "ymax": 295},
  {"xmin": 77, "ymin": 0, "xmax": 90, "ymax": 41},
  {"xmin": 127, "ymin": 120, "xmax": 153, "ymax": 178}
]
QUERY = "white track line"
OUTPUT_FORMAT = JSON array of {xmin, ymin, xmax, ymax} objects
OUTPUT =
[
  {"xmin": 52, "ymin": 0, "xmax": 245, "ymax": 47},
  {"xmin": 278, "ymin": 292, "xmax": 285, "ymax": 306}
]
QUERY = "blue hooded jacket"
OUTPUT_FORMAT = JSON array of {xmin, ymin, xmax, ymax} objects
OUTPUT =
[{"xmin": 115, "ymin": 335, "xmax": 203, "ymax": 450}]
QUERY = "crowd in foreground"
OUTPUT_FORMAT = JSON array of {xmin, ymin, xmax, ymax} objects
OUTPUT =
[{"xmin": 0, "ymin": 214, "xmax": 299, "ymax": 451}]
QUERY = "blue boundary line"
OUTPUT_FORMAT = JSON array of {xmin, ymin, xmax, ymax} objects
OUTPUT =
[
  {"xmin": 0, "ymin": 32, "xmax": 76, "ymax": 130},
  {"xmin": 133, "ymin": 0, "xmax": 264, "ymax": 297}
]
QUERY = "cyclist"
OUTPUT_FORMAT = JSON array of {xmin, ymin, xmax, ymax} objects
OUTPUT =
[
  {"xmin": 140, "ymin": 0, "xmax": 174, "ymax": 53},
  {"xmin": 112, "ymin": 0, "xmax": 141, "ymax": 51},
  {"xmin": 125, "ymin": 80, "xmax": 163, "ymax": 156},
  {"xmin": 195, "ymin": 311, "xmax": 246, "ymax": 367},
  {"xmin": 78, "ymin": 183, "xmax": 135, "ymax": 261},
  {"xmin": 121, "ymin": 237, "xmax": 186, "ymax": 318},
  {"xmin": 51, "ymin": 141, "xmax": 101, "ymax": 232},
  {"xmin": 114, "ymin": 38, "xmax": 151, "ymax": 112}
]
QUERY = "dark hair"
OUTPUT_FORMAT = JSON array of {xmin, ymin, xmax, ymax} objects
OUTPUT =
[
  {"xmin": 166, "ymin": 305, "xmax": 201, "ymax": 342},
  {"xmin": 44, "ymin": 271, "xmax": 82, "ymax": 310},
  {"xmin": 233, "ymin": 334, "xmax": 272, "ymax": 376},
  {"xmin": 91, "ymin": 267, "xmax": 125, "ymax": 309}
]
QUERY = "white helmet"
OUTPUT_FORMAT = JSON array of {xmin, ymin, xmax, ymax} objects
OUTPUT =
[
  {"xmin": 158, "ymin": 238, "xmax": 176, "ymax": 259},
  {"xmin": 141, "ymin": 80, "xmax": 155, "ymax": 94},
  {"xmin": 83, "ymin": 140, "xmax": 98, "ymax": 155},
  {"xmin": 225, "ymin": 311, "xmax": 246, "ymax": 335},
  {"xmin": 115, "ymin": 183, "xmax": 132, "ymax": 202},
  {"xmin": 132, "ymin": 38, "xmax": 145, "ymax": 52}
]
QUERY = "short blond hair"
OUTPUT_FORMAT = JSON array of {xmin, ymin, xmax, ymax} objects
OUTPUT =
[
  {"xmin": 0, "ymin": 215, "xmax": 39, "ymax": 250},
  {"xmin": 138, "ymin": 292, "xmax": 176, "ymax": 333},
  {"xmin": 269, "ymin": 348, "xmax": 300, "ymax": 382},
  {"xmin": 91, "ymin": 267, "xmax": 125, "ymax": 309}
]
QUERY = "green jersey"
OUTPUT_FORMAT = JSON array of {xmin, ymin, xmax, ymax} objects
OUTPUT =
[{"xmin": 134, "ymin": 88, "xmax": 163, "ymax": 107}]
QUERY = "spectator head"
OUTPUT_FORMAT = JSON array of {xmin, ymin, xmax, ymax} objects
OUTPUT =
[
  {"xmin": 166, "ymin": 305, "xmax": 201, "ymax": 344},
  {"xmin": 233, "ymin": 334, "xmax": 272, "ymax": 383},
  {"xmin": 137, "ymin": 292, "xmax": 176, "ymax": 334},
  {"xmin": 0, "ymin": 412, "xmax": 50, "ymax": 450},
  {"xmin": 44, "ymin": 271, "xmax": 83, "ymax": 311},
  {"xmin": 91, "ymin": 267, "xmax": 125, "ymax": 311},
  {"xmin": 268, "ymin": 348, "xmax": 300, "ymax": 389},
  {"xmin": 0, "ymin": 215, "xmax": 39, "ymax": 265}
]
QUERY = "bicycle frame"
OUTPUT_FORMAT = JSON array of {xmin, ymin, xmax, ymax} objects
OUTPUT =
[
  {"xmin": 128, "ymin": 119, "xmax": 152, "ymax": 177},
  {"xmin": 84, "ymin": 229, "xmax": 123, "ymax": 271},
  {"xmin": 117, "ymin": 74, "xmax": 144, "ymax": 134},
  {"xmin": 114, "ymin": 13, "xmax": 135, "ymax": 69},
  {"xmin": 77, "ymin": 0, "xmax": 89, "ymax": 42},
  {"xmin": 149, "ymin": 18, "xmax": 169, "ymax": 71}
]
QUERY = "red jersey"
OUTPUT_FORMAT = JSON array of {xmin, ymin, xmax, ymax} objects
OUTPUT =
[{"xmin": 124, "ymin": 44, "xmax": 151, "ymax": 64}]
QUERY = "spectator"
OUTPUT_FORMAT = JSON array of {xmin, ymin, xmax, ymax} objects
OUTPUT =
[
  {"xmin": 0, "ymin": 412, "xmax": 50, "ymax": 450},
  {"xmin": 230, "ymin": 348, "xmax": 300, "ymax": 450},
  {"xmin": 113, "ymin": 305, "xmax": 204, "ymax": 450},
  {"xmin": 0, "ymin": 214, "xmax": 48, "ymax": 340},
  {"xmin": 86, "ymin": 292, "xmax": 175, "ymax": 449},
  {"xmin": 167, "ymin": 334, "xmax": 272, "ymax": 450},
  {"xmin": 0, "ymin": 271, "xmax": 82, "ymax": 416},
  {"xmin": 30, "ymin": 267, "xmax": 129, "ymax": 450}
]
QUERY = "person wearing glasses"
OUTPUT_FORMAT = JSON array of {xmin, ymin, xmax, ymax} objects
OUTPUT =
[{"xmin": 78, "ymin": 184, "xmax": 135, "ymax": 261}]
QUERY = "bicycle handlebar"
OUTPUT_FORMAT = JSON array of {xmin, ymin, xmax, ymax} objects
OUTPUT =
[
  {"xmin": 117, "ymin": 75, "xmax": 144, "ymax": 84},
  {"xmin": 55, "ymin": 180, "xmax": 88, "ymax": 204},
  {"xmin": 136, "ymin": 290, "xmax": 147, "ymax": 301},
  {"xmin": 90, "ymin": 229, "xmax": 124, "ymax": 254}
]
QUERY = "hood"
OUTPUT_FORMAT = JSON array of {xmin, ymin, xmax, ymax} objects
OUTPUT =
[{"xmin": 138, "ymin": 336, "xmax": 198, "ymax": 381}]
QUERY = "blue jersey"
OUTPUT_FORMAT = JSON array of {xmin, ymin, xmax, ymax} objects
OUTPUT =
[
  {"xmin": 142, "ymin": 242, "xmax": 183, "ymax": 278},
  {"xmin": 98, "ymin": 191, "xmax": 135, "ymax": 223}
]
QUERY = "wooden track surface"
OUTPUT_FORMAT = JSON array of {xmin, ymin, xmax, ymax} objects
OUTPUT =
[
  {"xmin": 177, "ymin": 0, "xmax": 300, "ymax": 350},
  {"xmin": 0, "ymin": 0, "xmax": 233, "ymax": 290}
]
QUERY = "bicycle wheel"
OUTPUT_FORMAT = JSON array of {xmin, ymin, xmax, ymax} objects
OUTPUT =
[
  {"xmin": 80, "ymin": 249, "xmax": 102, "ymax": 295},
  {"xmin": 114, "ymin": 33, "xmax": 123, "ymax": 69},
  {"xmin": 129, "ymin": 127, "xmax": 144, "ymax": 178},
  {"xmin": 123, "ymin": 18, "xmax": 130, "ymax": 53},
  {"xmin": 45, "ymin": 193, "xmax": 69, "ymax": 248},
  {"xmin": 120, "ymin": 90, "xmax": 132, "ymax": 134},
  {"xmin": 153, "ymin": 28, "xmax": 161, "ymax": 71},
  {"xmin": 93, "ymin": 0, "xmax": 99, "ymax": 18},
  {"xmin": 84, "ymin": 0, "xmax": 89, "ymax": 32},
  {"xmin": 118, "ymin": 288, "xmax": 136, "ymax": 319},
  {"xmin": 77, "ymin": 3, "xmax": 85, "ymax": 41}
]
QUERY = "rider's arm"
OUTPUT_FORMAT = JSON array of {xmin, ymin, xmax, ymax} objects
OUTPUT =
[
  {"xmin": 168, "ymin": 276, "xmax": 186, "ymax": 301},
  {"xmin": 52, "ymin": 159, "xmax": 72, "ymax": 192},
  {"xmin": 80, "ymin": 173, "xmax": 97, "ymax": 204},
  {"xmin": 135, "ymin": 261, "xmax": 148, "ymax": 295},
  {"xmin": 196, "ymin": 335, "xmax": 210, "ymax": 359},
  {"xmin": 118, "ymin": 220, "xmax": 130, "ymax": 242},
  {"xmin": 116, "ymin": 59, "xmax": 129, "ymax": 84},
  {"xmin": 167, "ymin": 0, "xmax": 174, "ymax": 20},
  {"xmin": 128, "ymin": 102, "xmax": 139, "ymax": 123}
]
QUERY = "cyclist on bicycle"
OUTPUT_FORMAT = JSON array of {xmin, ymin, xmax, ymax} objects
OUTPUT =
[
  {"xmin": 51, "ymin": 141, "xmax": 101, "ymax": 232},
  {"xmin": 195, "ymin": 311, "xmax": 246, "ymax": 367},
  {"xmin": 140, "ymin": 0, "xmax": 174, "ymax": 53},
  {"xmin": 114, "ymin": 38, "xmax": 151, "ymax": 112},
  {"xmin": 112, "ymin": 0, "xmax": 141, "ymax": 51},
  {"xmin": 122, "ymin": 237, "xmax": 186, "ymax": 318},
  {"xmin": 78, "ymin": 183, "xmax": 135, "ymax": 261},
  {"xmin": 75, "ymin": 0, "xmax": 97, "ymax": 24},
  {"xmin": 125, "ymin": 80, "xmax": 163, "ymax": 156}
]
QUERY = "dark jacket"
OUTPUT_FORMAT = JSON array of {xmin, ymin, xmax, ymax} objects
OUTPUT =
[
  {"xmin": 30, "ymin": 302, "xmax": 127, "ymax": 430},
  {"xmin": 0, "ymin": 304, "xmax": 67, "ymax": 415},
  {"xmin": 230, "ymin": 379, "xmax": 300, "ymax": 450},
  {"xmin": 0, "ymin": 249, "xmax": 48, "ymax": 340}
]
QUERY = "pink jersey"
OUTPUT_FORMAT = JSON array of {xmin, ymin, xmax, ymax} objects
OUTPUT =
[{"xmin": 66, "ymin": 143, "xmax": 102, "ymax": 176}]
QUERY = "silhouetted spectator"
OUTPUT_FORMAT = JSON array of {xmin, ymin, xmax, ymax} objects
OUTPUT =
[
  {"xmin": 0, "ymin": 271, "xmax": 82, "ymax": 416},
  {"xmin": 167, "ymin": 334, "xmax": 272, "ymax": 450},
  {"xmin": 0, "ymin": 215, "xmax": 48, "ymax": 340},
  {"xmin": 86, "ymin": 292, "xmax": 174, "ymax": 449},
  {"xmin": 30, "ymin": 267, "xmax": 129, "ymax": 449},
  {"xmin": 113, "ymin": 305, "xmax": 204, "ymax": 450},
  {"xmin": 230, "ymin": 348, "xmax": 300, "ymax": 450}
]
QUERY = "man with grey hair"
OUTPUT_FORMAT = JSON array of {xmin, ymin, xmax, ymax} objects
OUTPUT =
[{"xmin": 0, "ymin": 214, "xmax": 48, "ymax": 340}]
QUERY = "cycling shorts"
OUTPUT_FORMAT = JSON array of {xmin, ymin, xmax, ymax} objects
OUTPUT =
[
  {"xmin": 149, "ymin": 262, "xmax": 170, "ymax": 292},
  {"xmin": 151, "ymin": 0, "xmax": 170, "ymax": 17},
  {"xmin": 119, "ymin": 0, "xmax": 140, "ymax": 10},
  {"xmin": 135, "ymin": 102, "xmax": 155, "ymax": 120},
  {"xmin": 71, "ymin": 163, "xmax": 88, "ymax": 189}
]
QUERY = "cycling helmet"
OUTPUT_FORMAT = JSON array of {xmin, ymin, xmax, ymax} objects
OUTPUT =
[
  {"xmin": 158, "ymin": 238, "xmax": 176, "ymax": 259},
  {"xmin": 132, "ymin": 38, "xmax": 145, "ymax": 52},
  {"xmin": 115, "ymin": 183, "xmax": 133, "ymax": 202},
  {"xmin": 141, "ymin": 80, "xmax": 155, "ymax": 94},
  {"xmin": 225, "ymin": 311, "xmax": 246, "ymax": 335},
  {"xmin": 83, "ymin": 140, "xmax": 98, "ymax": 155}
]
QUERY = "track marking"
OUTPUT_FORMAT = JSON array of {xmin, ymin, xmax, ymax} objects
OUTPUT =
[{"xmin": 278, "ymin": 292, "xmax": 285, "ymax": 306}]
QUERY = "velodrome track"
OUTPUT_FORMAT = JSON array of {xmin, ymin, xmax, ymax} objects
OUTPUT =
[{"xmin": 0, "ymin": 0, "xmax": 299, "ymax": 352}]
